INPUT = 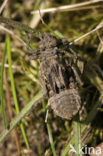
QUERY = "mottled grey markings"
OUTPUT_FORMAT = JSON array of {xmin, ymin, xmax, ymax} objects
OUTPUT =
[
  {"xmin": 0, "ymin": 17, "xmax": 83, "ymax": 119},
  {"xmin": 28, "ymin": 32, "xmax": 82, "ymax": 120}
]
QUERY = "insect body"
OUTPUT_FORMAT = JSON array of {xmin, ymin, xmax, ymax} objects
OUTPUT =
[
  {"xmin": 28, "ymin": 33, "xmax": 81, "ymax": 120},
  {"xmin": 0, "ymin": 17, "xmax": 82, "ymax": 120}
]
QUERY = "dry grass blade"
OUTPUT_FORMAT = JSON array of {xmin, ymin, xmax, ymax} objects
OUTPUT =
[
  {"xmin": 0, "ymin": 25, "xmax": 26, "ymax": 45},
  {"xmin": 0, "ymin": 0, "xmax": 8, "ymax": 14},
  {"xmin": 69, "ymin": 21, "xmax": 103, "ymax": 45},
  {"xmin": 31, "ymin": 0, "xmax": 103, "ymax": 14}
]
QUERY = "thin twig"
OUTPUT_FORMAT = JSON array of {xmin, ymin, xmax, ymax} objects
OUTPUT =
[
  {"xmin": 96, "ymin": 30, "xmax": 103, "ymax": 45},
  {"xmin": 0, "ymin": 16, "xmax": 38, "ymax": 34},
  {"xmin": 31, "ymin": 0, "xmax": 103, "ymax": 14},
  {"xmin": 69, "ymin": 22, "xmax": 103, "ymax": 45},
  {"xmin": 30, "ymin": 1, "xmax": 50, "ymax": 28},
  {"xmin": 0, "ymin": 0, "xmax": 8, "ymax": 14},
  {"xmin": 0, "ymin": 25, "xmax": 26, "ymax": 45},
  {"xmin": 50, "ymin": 5, "xmax": 103, "ymax": 12},
  {"xmin": 0, "ymin": 63, "xmax": 21, "ymax": 70}
]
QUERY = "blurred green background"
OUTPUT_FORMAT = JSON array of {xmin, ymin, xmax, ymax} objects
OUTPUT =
[{"xmin": 0, "ymin": 0, "xmax": 103, "ymax": 156}]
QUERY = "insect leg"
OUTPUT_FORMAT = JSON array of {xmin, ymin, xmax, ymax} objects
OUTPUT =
[
  {"xmin": 68, "ymin": 47, "xmax": 78, "ymax": 57},
  {"xmin": 63, "ymin": 50, "xmax": 77, "ymax": 59},
  {"xmin": 71, "ymin": 64, "xmax": 83, "ymax": 86},
  {"xmin": 26, "ymin": 32, "xmax": 40, "ymax": 54},
  {"xmin": 28, "ymin": 95, "xmax": 46, "ymax": 115},
  {"xmin": 69, "ymin": 47, "xmax": 87, "ymax": 63},
  {"xmin": 61, "ymin": 38, "xmax": 78, "ymax": 56},
  {"xmin": 39, "ymin": 74, "xmax": 48, "ymax": 97},
  {"xmin": 61, "ymin": 48, "xmax": 86, "ymax": 63},
  {"xmin": 63, "ymin": 49, "xmax": 85, "ymax": 62}
]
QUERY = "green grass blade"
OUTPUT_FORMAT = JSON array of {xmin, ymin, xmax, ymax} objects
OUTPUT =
[
  {"xmin": 0, "ymin": 91, "xmax": 43, "ymax": 143},
  {"xmin": 6, "ymin": 36, "xmax": 29, "ymax": 147},
  {"xmin": 81, "ymin": 95, "xmax": 102, "ymax": 133},
  {"xmin": 61, "ymin": 115, "xmax": 81, "ymax": 156},
  {"xmin": 42, "ymin": 101, "xmax": 56, "ymax": 156},
  {"xmin": 73, "ymin": 117, "xmax": 82, "ymax": 156},
  {"xmin": 61, "ymin": 137, "xmax": 74, "ymax": 156},
  {"xmin": 62, "ymin": 96, "xmax": 102, "ymax": 156},
  {"xmin": 0, "ymin": 39, "xmax": 7, "ymax": 128},
  {"xmin": 47, "ymin": 122, "xmax": 57, "ymax": 156}
]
